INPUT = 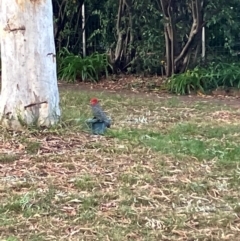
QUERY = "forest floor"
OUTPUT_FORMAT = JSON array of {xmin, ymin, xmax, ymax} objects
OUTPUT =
[
  {"xmin": 58, "ymin": 75, "xmax": 240, "ymax": 108},
  {"xmin": 1, "ymin": 78, "xmax": 240, "ymax": 240}
]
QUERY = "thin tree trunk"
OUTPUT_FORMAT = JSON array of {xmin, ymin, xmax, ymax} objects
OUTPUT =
[{"xmin": 159, "ymin": 0, "xmax": 203, "ymax": 76}]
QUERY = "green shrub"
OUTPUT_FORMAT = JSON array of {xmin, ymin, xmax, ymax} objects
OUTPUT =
[
  {"xmin": 166, "ymin": 62, "xmax": 240, "ymax": 95},
  {"xmin": 57, "ymin": 48, "xmax": 112, "ymax": 82},
  {"xmin": 166, "ymin": 67, "xmax": 207, "ymax": 95},
  {"xmin": 208, "ymin": 62, "xmax": 240, "ymax": 88}
]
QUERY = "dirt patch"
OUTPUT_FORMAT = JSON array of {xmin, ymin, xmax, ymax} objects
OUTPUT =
[{"xmin": 58, "ymin": 79, "xmax": 240, "ymax": 109}]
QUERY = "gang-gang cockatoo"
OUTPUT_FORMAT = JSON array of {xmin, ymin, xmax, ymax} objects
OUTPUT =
[{"xmin": 90, "ymin": 98, "xmax": 111, "ymax": 128}]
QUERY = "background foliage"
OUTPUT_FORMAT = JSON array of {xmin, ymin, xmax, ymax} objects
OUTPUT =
[{"xmin": 52, "ymin": 0, "xmax": 240, "ymax": 92}]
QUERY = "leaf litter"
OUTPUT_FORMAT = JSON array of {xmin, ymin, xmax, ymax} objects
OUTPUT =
[{"xmin": 1, "ymin": 88, "xmax": 240, "ymax": 240}]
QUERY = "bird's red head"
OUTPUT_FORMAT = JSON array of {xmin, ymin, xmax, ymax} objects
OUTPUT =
[{"xmin": 90, "ymin": 98, "xmax": 99, "ymax": 105}]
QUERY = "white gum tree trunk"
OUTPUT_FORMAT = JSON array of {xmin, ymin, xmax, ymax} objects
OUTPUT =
[{"xmin": 0, "ymin": 0, "xmax": 60, "ymax": 130}]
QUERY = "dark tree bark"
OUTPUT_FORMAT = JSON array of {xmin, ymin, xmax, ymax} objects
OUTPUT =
[
  {"xmin": 109, "ymin": 0, "xmax": 134, "ymax": 72},
  {"xmin": 159, "ymin": 0, "xmax": 204, "ymax": 76}
]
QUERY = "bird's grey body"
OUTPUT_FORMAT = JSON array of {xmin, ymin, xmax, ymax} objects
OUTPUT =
[{"xmin": 91, "ymin": 103, "xmax": 111, "ymax": 128}]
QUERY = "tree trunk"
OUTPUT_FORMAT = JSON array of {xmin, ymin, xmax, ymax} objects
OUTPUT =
[
  {"xmin": 109, "ymin": 0, "xmax": 134, "ymax": 72},
  {"xmin": 0, "ymin": 0, "xmax": 60, "ymax": 130},
  {"xmin": 159, "ymin": 0, "xmax": 204, "ymax": 76}
]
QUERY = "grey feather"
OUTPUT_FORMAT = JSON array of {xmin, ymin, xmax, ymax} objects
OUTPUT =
[{"xmin": 91, "ymin": 103, "xmax": 111, "ymax": 128}]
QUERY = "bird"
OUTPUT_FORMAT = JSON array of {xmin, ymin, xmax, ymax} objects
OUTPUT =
[{"xmin": 90, "ymin": 98, "xmax": 111, "ymax": 128}]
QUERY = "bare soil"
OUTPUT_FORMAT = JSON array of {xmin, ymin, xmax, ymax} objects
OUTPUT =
[{"xmin": 58, "ymin": 77, "xmax": 240, "ymax": 109}]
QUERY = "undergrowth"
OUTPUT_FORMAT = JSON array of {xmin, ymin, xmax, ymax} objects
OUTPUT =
[
  {"xmin": 57, "ymin": 48, "xmax": 112, "ymax": 82},
  {"xmin": 167, "ymin": 62, "xmax": 240, "ymax": 94}
]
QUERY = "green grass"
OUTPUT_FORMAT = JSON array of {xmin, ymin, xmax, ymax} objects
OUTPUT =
[
  {"xmin": 0, "ymin": 87, "xmax": 240, "ymax": 240},
  {"xmin": 0, "ymin": 154, "xmax": 18, "ymax": 163},
  {"xmin": 108, "ymin": 122, "xmax": 240, "ymax": 162}
]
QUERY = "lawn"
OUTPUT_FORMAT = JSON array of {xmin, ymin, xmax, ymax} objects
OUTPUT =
[{"xmin": 0, "ymin": 87, "xmax": 240, "ymax": 241}]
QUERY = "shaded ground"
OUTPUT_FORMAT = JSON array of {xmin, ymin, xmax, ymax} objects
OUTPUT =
[{"xmin": 58, "ymin": 78, "xmax": 240, "ymax": 109}]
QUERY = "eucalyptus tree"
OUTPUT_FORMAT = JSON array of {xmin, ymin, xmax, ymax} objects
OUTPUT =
[{"xmin": 0, "ymin": 0, "xmax": 60, "ymax": 129}]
